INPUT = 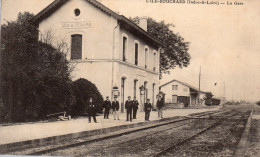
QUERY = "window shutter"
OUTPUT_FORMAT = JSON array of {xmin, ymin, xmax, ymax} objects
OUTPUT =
[{"xmin": 71, "ymin": 34, "xmax": 82, "ymax": 60}]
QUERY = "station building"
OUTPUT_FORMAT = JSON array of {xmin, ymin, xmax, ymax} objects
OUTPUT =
[
  {"xmin": 160, "ymin": 80, "xmax": 206, "ymax": 107},
  {"xmin": 34, "ymin": 0, "xmax": 163, "ymax": 112}
]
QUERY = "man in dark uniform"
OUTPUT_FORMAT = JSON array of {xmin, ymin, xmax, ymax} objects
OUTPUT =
[
  {"xmin": 88, "ymin": 98, "xmax": 97, "ymax": 123},
  {"xmin": 112, "ymin": 96, "xmax": 120, "ymax": 120},
  {"xmin": 125, "ymin": 96, "xmax": 133, "ymax": 122},
  {"xmin": 144, "ymin": 99, "xmax": 152, "ymax": 121},
  {"xmin": 132, "ymin": 97, "xmax": 139, "ymax": 119},
  {"xmin": 157, "ymin": 96, "xmax": 164, "ymax": 118},
  {"xmin": 103, "ymin": 96, "xmax": 111, "ymax": 119}
]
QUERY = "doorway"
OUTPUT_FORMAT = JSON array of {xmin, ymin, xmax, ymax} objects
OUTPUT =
[{"xmin": 121, "ymin": 78, "xmax": 125, "ymax": 113}]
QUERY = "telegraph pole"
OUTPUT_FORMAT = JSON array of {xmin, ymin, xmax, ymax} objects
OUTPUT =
[
  {"xmin": 232, "ymin": 89, "xmax": 234, "ymax": 101},
  {"xmin": 198, "ymin": 66, "xmax": 201, "ymax": 105},
  {"xmin": 223, "ymin": 82, "xmax": 226, "ymax": 101}
]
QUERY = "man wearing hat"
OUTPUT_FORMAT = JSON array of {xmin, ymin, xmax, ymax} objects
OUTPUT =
[
  {"xmin": 144, "ymin": 99, "xmax": 152, "ymax": 121},
  {"xmin": 156, "ymin": 96, "xmax": 164, "ymax": 118},
  {"xmin": 125, "ymin": 96, "xmax": 133, "ymax": 121},
  {"xmin": 88, "ymin": 97, "xmax": 98, "ymax": 123},
  {"xmin": 132, "ymin": 97, "xmax": 139, "ymax": 119},
  {"xmin": 103, "ymin": 96, "xmax": 111, "ymax": 119},
  {"xmin": 112, "ymin": 96, "xmax": 120, "ymax": 120}
]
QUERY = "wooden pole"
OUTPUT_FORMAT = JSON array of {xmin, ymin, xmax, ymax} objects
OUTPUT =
[{"xmin": 198, "ymin": 66, "xmax": 201, "ymax": 105}]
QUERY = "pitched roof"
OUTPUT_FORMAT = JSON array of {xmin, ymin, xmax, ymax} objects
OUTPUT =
[
  {"xmin": 33, "ymin": 0, "xmax": 163, "ymax": 47},
  {"xmin": 160, "ymin": 79, "xmax": 207, "ymax": 93}
]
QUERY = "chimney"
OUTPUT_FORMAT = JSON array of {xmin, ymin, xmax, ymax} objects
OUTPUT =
[
  {"xmin": 96, "ymin": 0, "xmax": 103, "ymax": 3},
  {"xmin": 138, "ymin": 17, "xmax": 147, "ymax": 31}
]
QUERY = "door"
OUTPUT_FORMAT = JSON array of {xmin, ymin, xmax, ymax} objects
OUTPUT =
[
  {"xmin": 121, "ymin": 78, "xmax": 125, "ymax": 113},
  {"xmin": 172, "ymin": 95, "xmax": 177, "ymax": 103},
  {"xmin": 144, "ymin": 82, "xmax": 148, "ymax": 103}
]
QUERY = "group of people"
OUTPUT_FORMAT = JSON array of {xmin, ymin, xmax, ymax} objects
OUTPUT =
[
  {"xmin": 103, "ymin": 96, "xmax": 120, "ymax": 120},
  {"xmin": 87, "ymin": 95, "xmax": 164, "ymax": 123}
]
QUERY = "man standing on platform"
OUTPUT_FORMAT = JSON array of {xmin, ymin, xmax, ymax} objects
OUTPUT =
[
  {"xmin": 157, "ymin": 96, "xmax": 164, "ymax": 118},
  {"xmin": 144, "ymin": 99, "xmax": 152, "ymax": 121},
  {"xmin": 88, "ymin": 97, "xmax": 98, "ymax": 123},
  {"xmin": 112, "ymin": 96, "xmax": 120, "ymax": 120},
  {"xmin": 132, "ymin": 97, "xmax": 139, "ymax": 119},
  {"xmin": 103, "ymin": 96, "xmax": 111, "ymax": 119},
  {"xmin": 125, "ymin": 96, "xmax": 133, "ymax": 122}
]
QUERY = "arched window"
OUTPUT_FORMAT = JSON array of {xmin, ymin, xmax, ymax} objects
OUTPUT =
[
  {"xmin": 144, "ymin": 47, "xmax": 149, "ymax": 69},
  {"xmin": 71, "ymin": 34, "xmax": 82, "ymax": 60},
  {"xmin": 135, "ymin": 43, "xmax": 139, "ymax": 65},
  {"xmin": 122, "ymin": 37, "xmax": 127, "ymax": 61},
  {"xmin": 153, "ymin": 52, "xmax": 156, "ymax": 71}
]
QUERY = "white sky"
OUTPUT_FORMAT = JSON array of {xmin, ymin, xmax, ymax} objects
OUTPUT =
[{"xmin": 1, "ymin": 0, "xmax": 260, "ymax": 102}]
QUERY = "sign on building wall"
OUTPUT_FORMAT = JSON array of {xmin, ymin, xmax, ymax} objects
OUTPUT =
[{"xmin": 61, "ymin": 21, "xmax": 93, "ymax": 29}]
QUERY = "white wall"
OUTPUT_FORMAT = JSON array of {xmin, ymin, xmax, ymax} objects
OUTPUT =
[
  {"xmin": 71, "ymin": 61, "xmax": 112, "ymax": 99},
  {"xmin": 39, "ymin": 0, "xmax": 117, "ymax": 60},
  {"xmin": 160, "ymin": 81, "xmax": 191, "ymax": 103},
  {"xmin": 38, "ymin": 0, "xmax": 160, "ymax": 107},
  {"xmin": 115, "ymin": 61, "xmax": 159, "ymax": 110},
  {"xmin": 119, "ymin": 28, "xmax": 159, "ymax": 73},
  {"xmin": 115, "ymin": 28, "xmax": 160, "ymax": 109}
]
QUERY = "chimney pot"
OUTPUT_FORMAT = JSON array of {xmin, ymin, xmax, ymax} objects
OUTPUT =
[{"xmin": 138, "ymin": 17, "xmax": 147, "ymax": 31}]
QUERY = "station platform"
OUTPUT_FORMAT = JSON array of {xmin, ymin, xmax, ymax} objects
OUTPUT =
[{"xmin": 0, "ymin": 107, "xmax": 220, "ymax": 152}]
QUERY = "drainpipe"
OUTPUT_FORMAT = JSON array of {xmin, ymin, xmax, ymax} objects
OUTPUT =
[{"xmin": 111, "ymin": 22, "xmax": 119, "ymax": 99}]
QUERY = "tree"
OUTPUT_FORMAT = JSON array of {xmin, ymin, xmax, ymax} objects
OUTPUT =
[
  {"xmin": 72, "ymin": 78, "xmax": 103, "ymax": 116},
  {"xmin": 0, "ymin": 12, "xmax": 74, "ymax": 122},
  {"xmin": 130, "ymin": 17, "xmax": 191, "ymax": 77},
  {"xmin": 212, "ymin": 98, "xmax": 221, "ymax": 106},
  {"xmin": 204, "ymin": 92, "xmax": 214, "ymax": 106}
]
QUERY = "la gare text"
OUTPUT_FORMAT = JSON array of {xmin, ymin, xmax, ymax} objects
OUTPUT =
[{"xmin": 146, "ymin": 0, "xmax": 244, "ymax": 5}]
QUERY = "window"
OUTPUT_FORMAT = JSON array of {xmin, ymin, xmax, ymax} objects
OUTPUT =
[
  {"xmin": 71, "ymin": 34, "xmax": 82, "ymax": 60},
  {"xmin": 183, "ymin": 88, "xmax": 188, "ymax": 92},
  {"xmin": 122, "ymin": 37, "xmax": 127, "ymax": 61},
  {"xmin": 145, "ymin": 48, "xmax": 148, "ymax": 69},
  {"xmin": 153, "ymin": 52, "xmax": 156, "ymax": 71},
  {"xmin": 74, "ymin": 9, "xmax": 80, "ymax": 16},
  {"xmin": 135, "ymin": 43, "xmax": 138, "ymax": 65},
  {"xmin": 172, "ymin": 85, "xmax": 178, "ymax": 90}
]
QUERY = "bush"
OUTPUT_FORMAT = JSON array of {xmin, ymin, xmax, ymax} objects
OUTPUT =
[
  {"xmin": 212, "ymin": 98, "xmax": 221, "ymax": 106},
  {"xmin": 257, "ymin": 101, "xmax": 260, "ymax": 106},
  {"xmin": 71, "ymin": 78, "xmax": 103, "ymax": 116},
  {"xmin": 204, "ymin": 92, "xmax": 214, "ymax": 106},
  {"xmin": 0, "ymin": 99, "xmax": 8, "ymax": 123}
]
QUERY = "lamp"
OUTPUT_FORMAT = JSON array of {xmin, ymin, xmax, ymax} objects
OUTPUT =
[
  {"xmin": 112, "ymin": 85, "xmax": 120, "ymax": 98},
  {"xmin": 139, "ymin": 85, "xmax": 145, "ymax": 95}
]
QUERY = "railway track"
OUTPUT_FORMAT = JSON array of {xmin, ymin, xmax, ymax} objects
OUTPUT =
[
  {"xmin": 9, "ymin": 109, "xmax": 243, "ymax": 156},
  {"xmin": 154, "ymin": 110, "xmax": 251, "ymax": 157}
]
